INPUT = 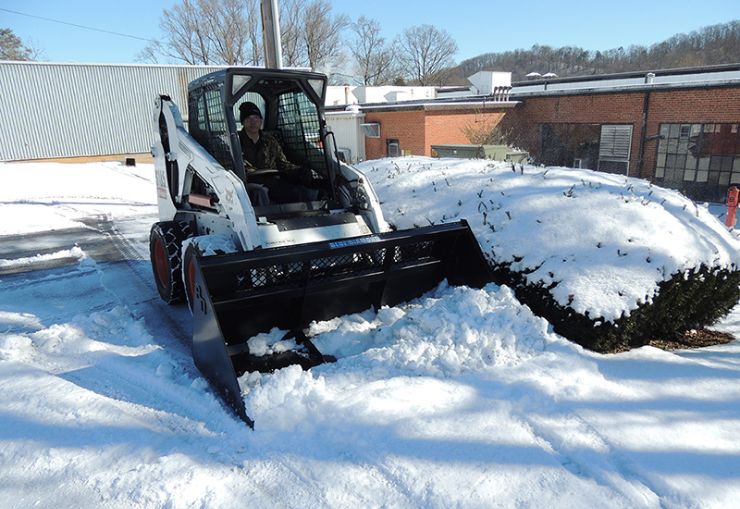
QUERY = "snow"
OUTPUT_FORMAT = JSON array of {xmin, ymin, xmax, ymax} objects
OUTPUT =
[
  {"xmin": 0, "ymin": 162, "xmax": 156, "ymax": 236},
  {"xmin": 357, "ymin": 157, "xmax": 740, "ymax": 321},
  {"xmin": 0, "ymin": 245, "xmax": 86, "ymax": 269},
  {"xmin": 1, "ymin": 159, "xmax": 740, "ymax": 508}
]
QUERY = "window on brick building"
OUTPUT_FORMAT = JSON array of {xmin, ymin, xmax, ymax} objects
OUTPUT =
[
  {"xmin": 387, "ymin": 139, "xmax": 401, "ymax": 157},
  {"xmin": 540, "ymin": 123, "xmax": 600, "ymax": 169},
  {"xmin": 655, "ymin": 123, "xmax": 740, "ymax": 200}
]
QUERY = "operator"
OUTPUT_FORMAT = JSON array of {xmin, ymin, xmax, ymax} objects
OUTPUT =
[{"xmin": 238, "ymin": 101, "xmax": 316, "ymax": 204}]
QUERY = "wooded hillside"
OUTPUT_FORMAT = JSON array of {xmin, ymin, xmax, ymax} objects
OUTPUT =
[{"xmin": 450, "ymin": 20, "xmax": 739, "ymax": 83}]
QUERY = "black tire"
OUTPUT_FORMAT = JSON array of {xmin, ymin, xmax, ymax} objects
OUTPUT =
[
  {"xmin": 182, "ymin": 240, "xmax": 201, "ymax": 313},
  {"xmin": 149, "ymin": 220, "xmax": 192, "ymax": 304}
]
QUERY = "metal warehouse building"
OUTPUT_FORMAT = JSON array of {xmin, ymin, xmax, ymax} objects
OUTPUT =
[
  {"xmin": 0, "ymin": 61, "xmax": 224, "ymax": 161},
  {"xmin": 0, "ymin": 61, "xmax": 375, "ymax": 164}
]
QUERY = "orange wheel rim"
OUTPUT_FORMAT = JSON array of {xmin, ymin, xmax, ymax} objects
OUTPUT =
[
  {"xmin": 187, "ymin": 257, "xmax": 197, "ymax": 303},
  {"xmin": 153, "ymin": 238, "xmax": 169, "ymax": 288}
]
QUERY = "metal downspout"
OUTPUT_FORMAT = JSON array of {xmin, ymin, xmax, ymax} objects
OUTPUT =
[{"xmin": 636, "ymin": 90, "xmax": 651, "ymax": 178}]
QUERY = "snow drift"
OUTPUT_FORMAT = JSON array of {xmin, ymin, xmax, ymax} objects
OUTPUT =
[
  {"xmin": 2, "ymin": 160, "xmax": 740, "ymax": 508},
  {"xmin": 359, "ymin": 157, "xmax": 740, "ymax": 351}
]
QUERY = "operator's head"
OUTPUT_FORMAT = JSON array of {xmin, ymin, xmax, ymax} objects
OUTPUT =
[{"xmin": 239, "ymin": 102, "xmax": 263, "ymax": 123}]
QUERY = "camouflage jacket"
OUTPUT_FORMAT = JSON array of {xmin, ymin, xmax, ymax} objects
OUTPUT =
[{"xmin": 239, "ymin": 129, "xmax": 299, "ymax": 172}]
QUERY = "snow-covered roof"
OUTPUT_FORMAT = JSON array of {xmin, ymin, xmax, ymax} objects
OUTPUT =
[{"xmin": 511, "ymin": 64, "xmax": 740, "ymax": 97}]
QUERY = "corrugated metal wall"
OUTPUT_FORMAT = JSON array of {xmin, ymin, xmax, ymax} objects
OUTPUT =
[
  {"xmin": 325, "ymin": 111, "xmax": 366, "ymax": 162},
  {"xmin": 0, "ymin": 62, "xmax": 223, "ymax": 161}
]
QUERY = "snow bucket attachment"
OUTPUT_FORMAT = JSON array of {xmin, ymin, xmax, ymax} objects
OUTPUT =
[{"xmin": 189, "ymin": 220, "xmax": 491, "ymax": 426}]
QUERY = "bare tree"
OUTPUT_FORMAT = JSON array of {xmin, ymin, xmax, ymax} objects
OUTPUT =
[
  {"xmin": 396, "ymin": 24, "xmax": 458, "ymax": 85},
  {"xmin": 302, "ymin": 0, "xmax": 349, "ymax": 72},
  {"xmin": 245, "ymin": 0, "xmax": 262, "ymax": 65},
  {"xmin": 136, "ymin": 41, "xmax": 165, "ymax": 64},
  {"xmin": 141, "ymin": 0, "xmax": 261, "ymax": 65},
  {"xmin": 143, "ymin": 0, "xmax": 350, "ymax": 71},
  {"xmin": 278, "ymin": 0, "xmax": 348, "ymax": 72},
  {"xmin": 349, "ymin": 16, "xmax": 396, "ymax": 85},
  {"xmin": 279, "ymin": 0, "xmax": 307, "ymax": 67},
  {"xmin": 161, "ymin": 0, "xmax": 212, "ymax": 64},
  {"xmin": 454, "ymin": 20, "xmax": 739, "ymax": 81},
  {"xmin": 462, "ymin": 115, "xmax": 515, "ymax": 146},
  {"xmin": 200, "ymin": 0, "xmax": 248, "ymax": 65},
  {"xmin": 0, "ymin": 28, "xmax": 34, "ymax": 60}
]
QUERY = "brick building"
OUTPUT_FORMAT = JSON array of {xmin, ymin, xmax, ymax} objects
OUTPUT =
[
  {"xmin": 361, "ymin": 102, "xmax": 516, "ymax": 158},
  {"xmin": 349, "ymin": 65, "xmax": 740, "ymax": 202}
]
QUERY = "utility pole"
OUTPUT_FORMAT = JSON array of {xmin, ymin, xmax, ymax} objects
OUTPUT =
[{"xmin": 260, "ymin": 0, "xmax": 283, "ymax": 69}]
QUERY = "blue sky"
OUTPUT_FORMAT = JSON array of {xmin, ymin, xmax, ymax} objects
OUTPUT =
[{"xmin": 1, "ymin": 0, "xmax": 738, "ymax": 64}]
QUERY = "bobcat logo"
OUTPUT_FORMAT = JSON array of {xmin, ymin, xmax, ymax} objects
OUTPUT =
[
  {"xmin": 155, "ymin": 171, "xmax": 168, "ymax": 198},
  {"xmin": 195, "ymin": 284, "xmax": 208, "ymax": 315}
]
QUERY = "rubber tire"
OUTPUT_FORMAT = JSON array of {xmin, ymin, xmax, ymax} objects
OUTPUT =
[
  {"xmin": 149, "ymin": 220, "xmax": 192, "ymax": 304},
  {"xmin": 182, "ymin": 240, "xmax": 201, "ymax": 313}
]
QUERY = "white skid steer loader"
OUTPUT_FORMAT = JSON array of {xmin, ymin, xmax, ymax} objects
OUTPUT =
[{"xmin": 150, "ymin": 68, "xmax": 490, "ymax": 426}]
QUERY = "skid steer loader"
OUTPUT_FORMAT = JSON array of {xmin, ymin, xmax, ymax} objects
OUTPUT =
[{"xmin": 150, "ymin": 67, "xmax": 491, "ymax": 426}]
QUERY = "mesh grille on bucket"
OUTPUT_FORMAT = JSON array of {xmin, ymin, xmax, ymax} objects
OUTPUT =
[{"xmin": 237, "ymin": 239, "xmax": 436, "ymax": 291}]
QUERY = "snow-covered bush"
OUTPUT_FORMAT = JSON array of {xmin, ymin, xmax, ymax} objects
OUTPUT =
[
  {"xmin": 359, "ymin": 157, "xmax": 740, "ymax": 352},
  {"xmin": 492, "ymin": 260, "xmax": 740, "ymax": 351}
]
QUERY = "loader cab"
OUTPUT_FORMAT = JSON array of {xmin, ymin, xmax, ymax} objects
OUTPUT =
[{"xmin": 187, "ymin": 68, "xmax": 339, "ymax": 209}]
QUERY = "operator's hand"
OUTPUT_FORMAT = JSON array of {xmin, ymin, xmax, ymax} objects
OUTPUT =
[
  {"xmin": 298, "ymin": 167, "xmax": 314, "ymax": 186},
  {"xmin": 283, "ymin": 167, "xmax": 313, "ymax": 186}
]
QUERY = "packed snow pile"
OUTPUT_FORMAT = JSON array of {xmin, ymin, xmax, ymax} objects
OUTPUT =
[
  {"xmin": 0, "ymin": 161, "xmax": 156, "ymax": 236},
  {"xmin": 2, "ymin": 161, "xmax": 740, "ymax": 508},
  {"xmin": 311, "ymin": 283, "xmax": 549, "ymax": 375},
  {"xmin": 241, "ymin": 282, "xmax": 561, "ymax": 430},
  {"xmin": 359, "ymin": 157, "xmax": 740, "ymax": 350}
]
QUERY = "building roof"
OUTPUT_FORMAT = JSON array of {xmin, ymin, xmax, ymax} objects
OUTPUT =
[
  {"xmin": 511, "ymin": 63, "xmax": 740, "ymax": 97},
  {"xmin": 341, "ymin": 99, "xmax": 519, "ymax": 113},
  {"xmin": 326, "ymin": 64, "xmax": 740, "ymax": 113}
]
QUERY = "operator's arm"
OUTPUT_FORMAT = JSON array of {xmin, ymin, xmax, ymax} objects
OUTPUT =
[{"xmin": 263, "ymin": 135, "xmax": 300, "ymax": 171}]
